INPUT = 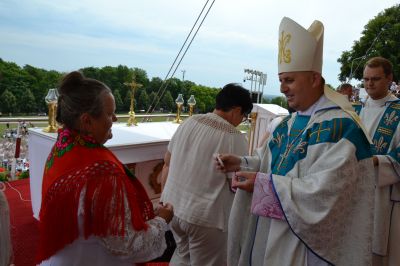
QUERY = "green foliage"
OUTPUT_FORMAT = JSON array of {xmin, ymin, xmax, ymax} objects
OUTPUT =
[
  {"xmin": 0, "ymin": 57, "xmax": 233, "ymax": 115},
  {"xmin": 0, "ymin": 172, "xmax": 8, "ymax": 181},
  {"xmin": 0, "ymin": 89, "xmax": 17, "ymax": 113},
  {"xmin": 270, "ymin": 96, "xmax": 288, "ymax": 108},
  {"xmin": 113, "ymin": 89, "xmax": 124, "ymax": 112},
  {"xmin": 137, "ymin": 89, "xmax": 150, "ymax": 111},
  {"xmin": 188, "ymin": 85, "xmax": 219, "ymax": 113},
  {"xmin": 18, "ymin": 170, "xmax": 29, "ymax": 179},
  {"xmin": 325, "ymin": 83, "xmax": 335, "ymax": 91},
  {"xmin": 262, "ymin": 97, "xmax": 271, "ymax": 104},
  {"xmin": 160, "ymin": 91, "xmax": 174, "ymax": 111},
  {"xmin": 338, "ymin": 4, "xmax": 400, "ymax": 82},
  {"xmin": 149, "ymin": 92, "xmax": 160, "ymax": 111},
  {"xmin": 20, "ymin": 87, "xmax": 37, "ymax": 113}
]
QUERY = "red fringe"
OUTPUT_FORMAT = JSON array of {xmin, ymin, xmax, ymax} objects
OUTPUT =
[{"xmin": 37, "ymin": 155, "xmax": 154, "ymax": 263}]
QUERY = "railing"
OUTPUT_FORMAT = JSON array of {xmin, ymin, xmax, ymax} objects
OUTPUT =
[{"xmin": 0, "ymin": 114, "xmax": 190, "ymax": 124}]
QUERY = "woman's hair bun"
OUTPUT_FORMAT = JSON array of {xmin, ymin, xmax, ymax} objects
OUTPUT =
[{"xmin": 59, "ymin": 71, "xmax": 84, "ymax": 93}]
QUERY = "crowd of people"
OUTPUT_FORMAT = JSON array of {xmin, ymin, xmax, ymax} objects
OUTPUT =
[{"xmin": 0, "ymin": 15, "xmax": 399, "ymax": 266}]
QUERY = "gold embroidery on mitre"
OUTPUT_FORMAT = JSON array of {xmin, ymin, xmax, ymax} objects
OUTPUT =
[{"xmin": 278, "ymin": 31, "xmax": 291, "ymax": 64}]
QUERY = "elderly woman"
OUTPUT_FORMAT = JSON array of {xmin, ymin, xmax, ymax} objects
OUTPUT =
[{"xmin": 36, "ymin": 71, "xmax": 173, "ymax": 265}]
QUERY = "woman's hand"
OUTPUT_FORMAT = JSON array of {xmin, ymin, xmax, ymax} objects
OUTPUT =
[
  {"xmin": 232, "ymin": 171, "xmax": 257, "ymax": 192},
  {"xmin": 157, "ymin": 202, "xmax": 174, "ymax": 224}
]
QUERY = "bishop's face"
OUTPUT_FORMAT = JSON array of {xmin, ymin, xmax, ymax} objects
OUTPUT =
[
  {"xmin": 279, "ymin": 71, "xmax": 322, "ymax": 112},
  {"xmin": 363, "ymin": 66, "xmax": 392, "ymax": 100}
]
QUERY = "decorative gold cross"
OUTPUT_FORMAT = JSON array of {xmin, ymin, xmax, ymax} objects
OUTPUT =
[
  {"xmin": 309, "ymin": 123, "xmax": 331, "ymax": 142},
  {"xmin": 124, "ymin": 77, "xmax": 143, "ymax": 126},
  {"xmin": 277, "ymin": 143, "xmax": 293, "ymax": 171}
]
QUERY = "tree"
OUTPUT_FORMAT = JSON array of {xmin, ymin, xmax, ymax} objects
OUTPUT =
[
  {"xmin": 148, "ymin": 77, "xmax": 163, "ymax": 94},
  {"xmin": 19, "ymin": 87, "xmax": 36, "ymax": 113},
  {"xmin": 270, "ymin": 96, "xmax": 288, "ymax": 108},
  {"xmin": 338, "ymin": 4, "xmax": 400, "ymax": 82},
  {"xmin": 149, "ymin": 92, "xmax": 160, "ymax": 111},
  {"xmin": 160, "ymin": 91, "xmax": 174, "ymax": 112},
  {"xmin": 113, "ymin": 89, "xmax": 124, "ymax": 112},
  {"xmin": 137, "ymin": 89, "xmax": 150, "ymax": 111},
  {"xmin": 188, "ymin": 85, "xmax": 219, "ymax": 113},
  {"xmin": 0, "ymin": 89, "xmax": 17, "ymax": 113}
]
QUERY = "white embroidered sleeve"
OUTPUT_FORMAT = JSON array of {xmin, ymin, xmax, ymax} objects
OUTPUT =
[{"xmin": 99, "ymin": 196, "xmax": 169, "ymax": 262}]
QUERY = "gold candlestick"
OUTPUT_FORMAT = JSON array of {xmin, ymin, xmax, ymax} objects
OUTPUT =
[
  {"xmin": 124, "ymin": 77, "xmax": 142, "ymax": 126},
  {"xmin": 173, "ymin": 94, "xmax": 184, "ymax": 123},
  {"xmin": 187, "ymin": 95, "xmax": 196, "ymax": 116},
  {"xmin": 248, "ymin": 112, "xmax": 258, "ymax": 155},
  {"xmin": 43, "ymin": 89, "xmax": 58, "ymax": 133}
]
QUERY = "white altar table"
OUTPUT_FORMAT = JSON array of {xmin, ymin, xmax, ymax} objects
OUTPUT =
[{"xmin": 28, "ymin": 122, "xmax": 179, "ymax": 219}]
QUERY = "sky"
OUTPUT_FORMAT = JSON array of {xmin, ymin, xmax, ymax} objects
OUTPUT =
[{"xmin": 0, "ymin": 0, "xmax": 398, "ymax": 96}]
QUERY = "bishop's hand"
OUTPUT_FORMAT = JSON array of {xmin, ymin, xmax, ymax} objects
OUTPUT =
[{"xmin": 232, "ymin": 171, "xmax": 256, "ymax": 192}]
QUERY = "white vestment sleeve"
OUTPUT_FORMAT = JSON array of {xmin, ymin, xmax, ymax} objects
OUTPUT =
[{"xmin": 376, "ymin": 155, "xmax": 400, "ymax": 187}]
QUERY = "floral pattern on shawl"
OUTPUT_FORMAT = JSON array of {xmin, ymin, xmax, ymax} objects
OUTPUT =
[{"xmin": 46, "ymin": 128, "xmax": 102, "ymax": 170}]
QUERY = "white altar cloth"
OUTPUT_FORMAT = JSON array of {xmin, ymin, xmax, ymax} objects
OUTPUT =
[{"xmin": 28, "ymin": 122, "xmax": 179, "ymax": 219}]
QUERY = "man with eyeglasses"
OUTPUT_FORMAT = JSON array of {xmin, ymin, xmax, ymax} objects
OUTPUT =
[
  {"xmin": 361, "ymin": 56, "xmax": 400, "ymax": 266},
  {"xmin": 160, "ymin": 83, "xmax": 253, "ymax": 266}
]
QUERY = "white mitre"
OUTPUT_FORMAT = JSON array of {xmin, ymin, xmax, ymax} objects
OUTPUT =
[{"xmin": 278, "ymin": 17, "xmax": 324, "ymax": 74}]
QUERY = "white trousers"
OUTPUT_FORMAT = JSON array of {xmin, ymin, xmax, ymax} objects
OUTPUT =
[{"xmin": 169, "ymin": 216, "xmax": 227, "ymax": 266}]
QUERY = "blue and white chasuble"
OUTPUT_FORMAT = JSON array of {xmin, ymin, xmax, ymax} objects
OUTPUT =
[
  {"xmin": 228, "ymin": 95, "xmax": 375, "ymax": 266},
  {"xmin": 360, "ymin": 93, "xmax": 400, "ymax": 264}
]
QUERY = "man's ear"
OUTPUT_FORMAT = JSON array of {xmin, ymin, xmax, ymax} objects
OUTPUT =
[
  {"xmin": 388, "ymin": 73, "xmax": 393, "ymax": 84},
  {"xmin": 311, "ymin": 72, "xmax": 322, "ymax": 87}
]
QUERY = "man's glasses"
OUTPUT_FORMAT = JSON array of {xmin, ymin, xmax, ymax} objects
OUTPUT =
[
  {"xmin": 363, "ymin": 76, "xmax": 383, "ymax": 83},
  {"xmin": 242, "ymin": 113, "xmax": 250, "ymax": 122}
]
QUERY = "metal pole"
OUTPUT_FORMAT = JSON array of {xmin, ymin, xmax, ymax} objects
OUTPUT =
[{"xmin": 181, "ymin": 70, "xmax": 186, "ymax": 81}]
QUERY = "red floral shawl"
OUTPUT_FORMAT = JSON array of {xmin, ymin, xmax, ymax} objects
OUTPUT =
[{"xmin": 36, "ymin": 128, "xmax": 155, "ymax": 263}]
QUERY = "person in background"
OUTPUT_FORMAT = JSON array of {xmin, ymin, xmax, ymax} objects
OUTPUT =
[
  {"xmin": 0, "ymin": 190, "xmax": 12, "ymax": 266},
  {"xmin": 338, "ymin": 83, "xmax": 353, "ymax": 101},
  {"xmin": 37, "ymin": 71, "xmax": 174, "ymax": 266},
  {"xmin": 160, "ymin": 83, "xmax": 253, "ymax": 266},
  {"xmin": 258, "ymin": 105, "xmax": 295, "ymax": 148},
  {"xmin": 338, "ymin": 83, "xmax": 364, "ymax": 114},
  {"xmin": 361, "ymin": 56, "xmax": 400, "ymax": 266},
  {"xmin": 219, "ymin": 17, "xmax": 374, "ymax": 265}
]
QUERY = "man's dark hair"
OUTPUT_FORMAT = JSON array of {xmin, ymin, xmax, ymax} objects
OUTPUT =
[{"xmin": 215, "ymin": 83, "xmax": 253, "ymax": 115}]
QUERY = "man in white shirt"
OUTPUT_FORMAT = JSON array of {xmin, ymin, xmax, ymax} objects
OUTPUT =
[
  {"xmin": 160, "ymin": 83, "xmax": 253, "ymax": 266},
  {"xmin": 361, "ymin": 56, "xmax": 400, "ymax": 266}
]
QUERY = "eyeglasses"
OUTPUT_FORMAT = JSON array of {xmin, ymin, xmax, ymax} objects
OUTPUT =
[
  {"xmin": 242, "ymin": 113, "xmax": 249, "ymax": 122},
  {"xmin": 363, "ymin": 76, "xmax": 383, "ymax": 83}
]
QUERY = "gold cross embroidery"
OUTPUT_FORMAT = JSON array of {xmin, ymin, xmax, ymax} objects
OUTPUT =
[
  {"xmin": 309, "ymin": 123, "xmax": 331, "ymax": 143},
  {"xmin": 278, "ymin": 31, "xmax": 291, "ymax": 64},
  {"xmin": 277, "ymin": 144, "xmax": 292, "ymax": 171}
]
